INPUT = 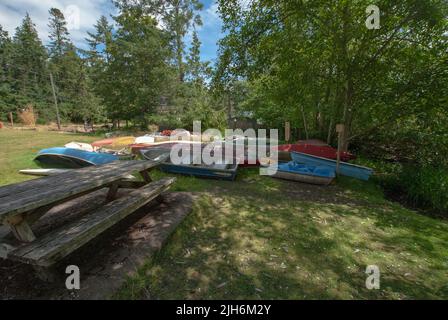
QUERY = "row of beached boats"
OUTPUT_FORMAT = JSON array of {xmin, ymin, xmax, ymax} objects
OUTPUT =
[{"xmin": 21, "ymin": 133, "xmax": 373, "ymax": 186}]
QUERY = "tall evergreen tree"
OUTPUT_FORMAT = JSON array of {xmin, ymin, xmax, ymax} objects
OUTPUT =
[
  {"xmin": 186, "ymin": 30, "xmax": 204, "ymax": 86},
  {"xmin": 0, "ymin": 25, "xmax": 14, "ymax": 118},
  {"xmin": 47, "ymin": 8, "xmax": 101, "ymax": 123},
  {"xmin": 131, "ymin": 0, "xmax": 204, "ymax": 82},
  {"xmin": 11, "ymin": 14, "xmax": 49, "ymax": 112},
  {"xmin": 85, "ymin": 16, "xmax": 113, "ymax": 65},
  {"xmin": 70, "ymin": 60, "xmax": 105, "ymax": 125},
  {"xmin": 98, "ymin": 3, "xmax": 172, "ymax": 128},
  {"xmin": 0, "ymin": 25, "xmax": 11, "ymax": 80},
  {"xmin": 163, "ymin": 0, "xmax": 203, "ymax": 82},
  {"xmin": 48, "ymin": 8, "xmax": 71, "ymax": 58},
  {"xmin": 84, "ymin": 16, "xmax": 114, "ymax": 125}
]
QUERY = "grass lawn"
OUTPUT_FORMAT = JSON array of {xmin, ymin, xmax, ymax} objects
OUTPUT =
[
  {"xmin": 0, "ymin": 128, "xmax": 97, "ymax": 186},
  {"xmin": 115, "ymin": 170, "xmax": 448, "ymax": 300},
  {"xmin": 1, "ymin": 129, "xmax": 447, "ymax": 299}
]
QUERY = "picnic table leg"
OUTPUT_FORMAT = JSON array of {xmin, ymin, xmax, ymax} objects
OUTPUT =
[
  {"xmin": 5, "ymin": 214, "xmax": 36, "ymax": 242},
  {"xmin": 139, "ymin": 169, "xmax": 152, "ymax": 183},
  {"xmin": 106, "ymin": 183, "xmax": 120, "ymax": 201}
]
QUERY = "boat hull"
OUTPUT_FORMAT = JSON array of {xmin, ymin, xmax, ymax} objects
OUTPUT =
[
  {"xmin": 92, "ymin": 136, "xmax": 135, "ymax": 149},
  {"xmin": 35, "ymin": 148, "xmax": 119, "ymax": 168},
  {"xmin": 266, "ymin": 162, "xmax": 336, "ymax": 185},
  {"xmin": 65, "ymin": 142, "xmax": 95, "ymax": 152},
  {"xmin": 291, "ymin": 152, "xmax": 373, "ymax": 181},
  {"xmin": 160, "ymin": 163, "xmax": 238, "ymax": 181},
  {"xmin": 277, "ymin": 142, "xmax": 355, "ymax": 162},
  {"xmin": 19, "ymin": 169, "xmax": 71, "ymax": 176},
  {"xmin": 141, "ymin": 147, "xmax": 238, "ymax": 181},
  {"xmin": 131, "ymin": 142, "xmax": 178, "ymax": 155},
  {"xmin": 271, "ymin": 170, "xmax": 334, "ymax": 185}
]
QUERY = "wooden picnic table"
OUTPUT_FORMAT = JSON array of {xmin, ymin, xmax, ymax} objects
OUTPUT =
[{"xmin": 0, "ymin": 160, "xmax": 176, "ymax": 275}]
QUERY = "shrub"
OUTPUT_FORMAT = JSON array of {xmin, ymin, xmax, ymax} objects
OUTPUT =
[
  {"xmin": 400, "ymin": 166, "xmax": 448, "ymax": 213},
  {"xmin": 355, "ymin": 157, "xmax": 448, "ymax": 214},
  {"xmin": 18, "ymin": 104, "xmax": 36, "ymax": 126}
]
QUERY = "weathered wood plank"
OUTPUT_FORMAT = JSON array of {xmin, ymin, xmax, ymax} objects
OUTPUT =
[
  {"xmin": 0, "ymin": 160, "xmax": 158, "ymax": 200},
  {"xmin": 0, "ymin": 160, "xmax": 161, "ymax": 200},
  {"xmin": 21, "ymin": 185, "xmax": 107, "ymax": 228},
  {"xmin": 0, "ymin": 161, "xmax": 136, "ymax": 199},
  {"xmin": 10, "ymin": 177, "xmax": 176, "ymax": 267},
  {"xmin": 0, "ymin": 160, "xmax": 162, "ymax": 222},
  {"xmin": 1, "ymin": 178, "xmax": 145, "ymax": 242}
]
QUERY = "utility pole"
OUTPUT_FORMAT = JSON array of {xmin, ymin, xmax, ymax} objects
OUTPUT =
[
  {"xmin": 285, "ymin": 121, "xmax": 291, "ymax": 142},
  {"xmin": 49, "ymin": 71, "xmax": 61, "ymax": 131},
  {"xmin": 9, "ymin": 112, "xmax": 13, "ymax": 128},
  {"xmin": 336, "ymin": 124, "xmax": 345, "ymax": 176}
]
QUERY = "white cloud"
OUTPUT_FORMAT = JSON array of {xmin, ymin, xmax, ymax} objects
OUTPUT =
[
  {"xmin": 0, "ymin": 0, "xmax": 116, "ymax": 49},
  {"xmin": 200, "ymin": 2, "xmax": 220, "ymax": 30},
  {"xmin": 0, "ymin": 0, "xmax": 221, "ymax": 60}
]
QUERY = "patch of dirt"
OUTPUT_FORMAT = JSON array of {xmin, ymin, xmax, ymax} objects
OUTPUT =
[{"xmin": 0, "ymin": 191, "xmax": 195, "ymax": 300}]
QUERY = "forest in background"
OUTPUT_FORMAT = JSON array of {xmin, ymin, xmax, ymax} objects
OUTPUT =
[
  {"xmin": 0, "ymin": 0, "xmax": 447, "ymax": 213},
  {"xmin": 0, "ymin": 0, "xmax": 226, "ymax": 131},
  {"xmin": 213, "ymin": 0, "xmax": 448, "ymax": 214}
]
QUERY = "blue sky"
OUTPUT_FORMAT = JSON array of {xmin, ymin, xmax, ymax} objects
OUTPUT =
[{"xmin": 0, "ymin": 0, "xmax": 223, "ymax": 62}]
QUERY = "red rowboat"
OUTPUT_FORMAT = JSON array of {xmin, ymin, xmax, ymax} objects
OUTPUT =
[{"xmin": 277, "ymin": 140, "xmax": 355, "ymax": 162}]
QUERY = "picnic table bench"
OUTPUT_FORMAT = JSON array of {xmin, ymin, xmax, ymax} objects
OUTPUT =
[{"xmin": 0, "ymin": 160, "xmax": 175, "ymax": 278}]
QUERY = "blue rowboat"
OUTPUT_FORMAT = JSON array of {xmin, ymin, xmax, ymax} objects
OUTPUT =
[
  {"xmin": 267, "ymin": 162, "xmax": 336, "ymax": 185},
  {"xmin": 159, "ymin": 162, "xmax": 238, "ymax": 181},
  {"xmin": 140, "ymin": 147, "xmax": 239, "ymax": 181},
  {"xmin": 35, "ymin": 147, "xmax": 119, "ymax": 168},
  {"xmin": 291, "ymin": 152, "xmax": 373, "ymax": 181}
]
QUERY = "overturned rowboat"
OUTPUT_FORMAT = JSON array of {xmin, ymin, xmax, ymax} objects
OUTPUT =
[
  {"xmin": 35, "ymin": 147, "xmax": 119, "ymax": 168},
  {"xmin": 141, "ymin": 147, "xmax": 239, "ymax": 181},
  {"xmin": 91, "ymin": 136, "xmax": 136, "ymax": 149},
  {"xmin": 277, "ymin": 140, "xmax": 356, "ymax": 162},
  {"xmin": 266, "ymin": 161, "xmax": 336, "ymax": 186},
  {"xmin": 291, "ymin": 152, "xmax": 373, "ymax": 181},
  {"xmin": 64, "ymin": 142, "xmax": 95, "ymax": 152}
]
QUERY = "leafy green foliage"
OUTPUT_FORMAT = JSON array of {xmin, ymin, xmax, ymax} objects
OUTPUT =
[
  {"xmin": 87, "ymin": 4, "xmax": 172, "ymax": 129},
  {"xmin": 159, "ymin": 0, "xmax": 204, "ymax": 82},
  {"xmin": 355, "ymin": 158, "xmax": 448, "ymax": 214},
  {"xmin": 400, "ymin": 166, "xmax": 448, "ymax": 213},
  {"xmin": 47, "ymin": 8, "xmax": 101, "ymax": 124},
  {"xmin": 215, "ymin": 0, "xmax": 448, "ymax": 150},
  {"xmin": 0, "ymin": 11, "xmax": 103, "ymax": 124},
  {"xmin": 47, "ymin": 8, "xmax": 71, "ymax": 58},
  {"xmin": 214, "ymin": 0, "xmax": 448, "ymax": 213},
  {"xmin": 84, "ymin": 1, "xmax": 224, "ymax": 130},
  {"xmin": 8, "ymin": 14, "xmax": 49, "ymax": 116},
  {"xmin": 1, "ymin": 1, "xmax": 225, "ymax": 130},
  {"xmin": 0, "ymin": 25, "xmax": 15, "ymax": 118}
]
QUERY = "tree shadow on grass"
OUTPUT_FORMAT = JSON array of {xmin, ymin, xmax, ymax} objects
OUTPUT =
[{"xmin": 118, "ymin": 175, "xmax": 448, "ymax": 299}]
